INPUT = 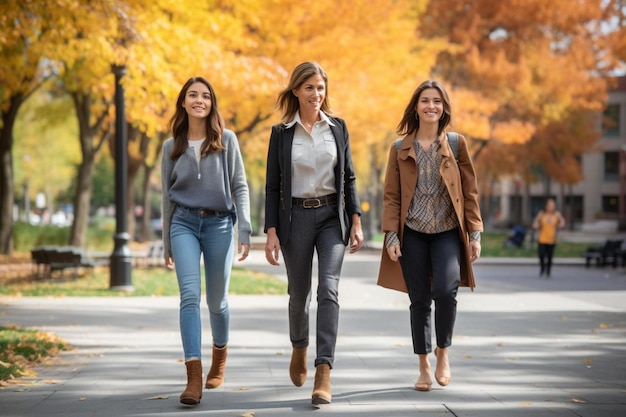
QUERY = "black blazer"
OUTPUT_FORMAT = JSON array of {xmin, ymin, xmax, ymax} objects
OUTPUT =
[{"xmin": 264, "ymin": 117, "xmax": 361, "ymax": 245}]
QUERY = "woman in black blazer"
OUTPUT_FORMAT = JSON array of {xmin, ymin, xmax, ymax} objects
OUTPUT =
[{"xmin": 264, "ymin": 61, "xmax": 363, "ymax": 406}]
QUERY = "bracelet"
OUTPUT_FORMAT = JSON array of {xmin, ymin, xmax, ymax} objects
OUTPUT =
[{"xmin": 469, "ymin": 231, "xmax": 481, "ymax": 242}]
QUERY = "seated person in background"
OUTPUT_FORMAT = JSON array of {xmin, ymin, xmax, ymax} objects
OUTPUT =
[{"xmin": 503, "ymin": 225, "xmax": 526, "ymax": 248}]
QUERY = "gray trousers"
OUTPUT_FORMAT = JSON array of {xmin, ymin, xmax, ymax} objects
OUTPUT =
[
  {"xmin": 281, "ymin": 203, "xmax": 346, "ymax": 368},
  {"xmin": 399, "ymin": 227, "xmax": 461, "ymax": 354}
]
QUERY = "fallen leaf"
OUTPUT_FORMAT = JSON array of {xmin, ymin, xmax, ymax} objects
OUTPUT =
[
  {"xmin": 560, "ymin": 315, "xmax": 567, "ymax": 321},
  {"xmin": 146, "ymin": 395, "xmax": 169, "ymax": 400},
  {"xmin": 44, "ymin": 380, "xmax": 62, "ymax": 384},
  {"xmin": 545, "ymin": 397, "xmax": 553, "ymax": 401},
  {"xmin": 599, "ymin": 323, "xmax": 611, "ymax": 329},
  {"xmin": 79, "ymin": 397, "xmax": 87, "ymax": 401},
  {"xmin": 519, "ymin": 402, "xmax": 532, "ymax": 406},
  {"xmin": 572, "ymin": 398, "xmax": 587, "ymax": 404},
  {"xmin": 583, "ymin": 358, "xmax": 593, "ymax": 364},
  {"xmin": 241, "ymin": 413, "xmax": 256, "ymax": 417},
  {"xmin": 238, "ymin": 386, "xmax": 249, "ymax": 391},
  {"xmin": 497, "ymin": 343, "xmax": 505, "ymax": 347}
]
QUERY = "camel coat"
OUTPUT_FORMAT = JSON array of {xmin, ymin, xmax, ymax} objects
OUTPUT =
[{"xmin": 377, "ymin": 133, "xmax": 483, "ymax": 292}]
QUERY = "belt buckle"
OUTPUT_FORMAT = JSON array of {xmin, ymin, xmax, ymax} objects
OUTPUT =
[
  {"xmin": 198, "ymin": 209, "xmax": 212, "ymax": 216},
  {"xmin": 303, "ymin": 198, "xmax": 321, "ymax": 209}
]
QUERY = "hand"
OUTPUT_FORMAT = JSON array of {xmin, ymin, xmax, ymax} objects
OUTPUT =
[
  {"xmin": 470, "ymin": 240, "xmax": 481, "ymax": 263},
  {"xmin": 238, "ymin": 243, "xmax": 250, "ymax": 261},
  {"xmin": 265, "ymin": 229, "xmax": 281, "ymax": 266},
  {"xmin": 387, "ymin": 245, "xmax": 401, "ymax": 262},
  {"xmin": 165, "ymin": 256, "xmax": 174, "ymax": 270},
  {"xmin": 349, "ymin": 223, "xmax": 364, "ymax": 253}
]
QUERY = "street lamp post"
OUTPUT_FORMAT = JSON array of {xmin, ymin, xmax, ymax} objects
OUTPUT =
[{"xmin": 109, "ymin": 64, "xmax": 133, "ymax": 291}]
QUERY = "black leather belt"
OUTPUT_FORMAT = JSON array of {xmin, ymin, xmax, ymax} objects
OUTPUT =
[
  {"xmin": 292, "ymin": 194, "xmax": 338, "ymax": 208},
  {"xmin": 196, "ymin": 209, "xmax": 219, "ymax": 216},
  {"xmin": 182, "ymin": 207, "xmax": 221, "ymax": 216}
]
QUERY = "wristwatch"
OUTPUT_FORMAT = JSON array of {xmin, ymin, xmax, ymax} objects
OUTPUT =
[{"xmin": 469, "ymin": 231, "xmax": 481, "ymax": 242}]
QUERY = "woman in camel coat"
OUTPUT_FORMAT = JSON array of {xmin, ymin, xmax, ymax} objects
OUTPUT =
[{"xmin": 377, "ymin": 80, "xmax": 483, "ymax": 392}]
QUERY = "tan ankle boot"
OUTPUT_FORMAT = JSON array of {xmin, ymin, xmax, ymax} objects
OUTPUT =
[
  {"xmin": 180, "ymin": 360, "xmax": 202, "ymax": 406},
  {"xmin": 311, "ymin": 363, "xmax": 331, "ymax": 405},
  {"xmin": 289, "ymin": 347, "xmax": 308, "ymax": 387},
  {"xmin": 205, "ymin": 345, "xmax": 227, "ymax": 388}
]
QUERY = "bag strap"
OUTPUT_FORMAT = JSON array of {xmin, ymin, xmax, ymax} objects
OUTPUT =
[
  {"xmin": 395, "ymin": 132, "xmax": 459, "ymax": 162},
  {"xmin": 447, "ymin": 132, "xmax": 459, "ymax": 163}
]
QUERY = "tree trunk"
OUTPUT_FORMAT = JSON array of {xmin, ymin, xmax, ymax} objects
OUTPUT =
[
  {"xmin": 126, "ymin": 163, "xmax": 139, "ymax": 241},
  {"xmin": 70, "ymin": 156, "xmax": 95, "ymax": 247},
  {"xmin": 69, "ymin": 91, "xmax": 110, "ymax": 248},
  {"xmin": 0, "ymin": 94, "xmax": 24, "ymax": 255}
]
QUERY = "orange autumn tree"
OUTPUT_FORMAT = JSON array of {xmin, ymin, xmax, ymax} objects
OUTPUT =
[{"xmin": 419, "ymin": 0, "xmax": 618, "ymax": 221}]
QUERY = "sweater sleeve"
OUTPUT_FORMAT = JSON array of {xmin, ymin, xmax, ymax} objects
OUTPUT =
[
  {"xmin": 160, "ymin": 139, "xmax": 175, "ymax": 259},
  {"xmin": 224, "ymin": 130, "xmax": 252, "ymax": 245}
]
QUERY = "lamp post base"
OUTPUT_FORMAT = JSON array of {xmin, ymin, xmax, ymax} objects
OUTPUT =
[{"xmin": 110, "ymin": 232, "xmax": 133, "ymax": 291}]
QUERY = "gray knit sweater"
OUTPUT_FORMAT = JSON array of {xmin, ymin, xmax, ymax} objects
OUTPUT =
[{"xmin": 160, "ymin": 129, "xmax": 251, "ymax": 258}]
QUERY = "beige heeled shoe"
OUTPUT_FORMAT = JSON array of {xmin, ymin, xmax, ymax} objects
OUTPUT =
[{"xmin": 434, "ymin": 347, "xmax": 451, "ymax": 386}]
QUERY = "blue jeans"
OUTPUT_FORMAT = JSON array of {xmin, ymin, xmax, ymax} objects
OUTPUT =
[
  {"xmin": 281, "ymin": 203, "xmax": 345, "ymax": 368},
  {"xmin": 170, "ymin": 206, "xmax": 234, "ymax": 360}
]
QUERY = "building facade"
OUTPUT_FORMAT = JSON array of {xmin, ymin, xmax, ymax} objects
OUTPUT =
[{"xmin": 493, "ymin": 77, "xmax": 626, "ymax": 232}]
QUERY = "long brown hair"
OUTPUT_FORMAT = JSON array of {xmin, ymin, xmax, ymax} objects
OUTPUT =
[
  {"xmin": 276, "ymin": 62, "xmax": 333, "ymax": 124},
  {"xmin": 169, "ymin": 77, "xmax": 225, "ymax": 160},
  {"xmin": 396, "ymin": 80, "xmax": 452, "ymax": 137}
]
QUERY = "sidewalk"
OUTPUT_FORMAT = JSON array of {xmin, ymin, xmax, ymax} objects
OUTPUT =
[{"xmin": 0, "ymin": 250, "xmax": 625, "ymax": 416}]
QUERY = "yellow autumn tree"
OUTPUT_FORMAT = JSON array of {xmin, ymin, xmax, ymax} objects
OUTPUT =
[
  {"xmin": 205, "ymin": 0, "xmax": 445, "ymax": 234},
  {"xmin": 0, "ymin": 0, "xmax": 76, "ymax": 254}
]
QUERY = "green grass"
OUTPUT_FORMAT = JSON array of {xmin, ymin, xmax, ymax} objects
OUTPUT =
[
  {"xmin": 371, "ymin": 231, "xmax": 592, "ymax": 258},
  {"xmin": 0, "ymin": 325, "xmax": 70, "ymax": 381},
  {"xmin": 0, "ymin": 266, "xmax": 287, "ymax": 297},
  {"xmin": 480, "ymin": 231, "xmax": 591, "ymax": 258}
]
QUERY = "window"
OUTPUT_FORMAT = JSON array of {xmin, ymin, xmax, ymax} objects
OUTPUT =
[
  {"xmin": 604, "ymin": 151, "xmax": 620, "ymax": 182},
  {"xmin": 602, "ymin": 195, "xmax": 619, "ymax": 214},
  {"xmin": 602, "ymin": 104, "xmax": 620, "ymax": 137},
  {"xmin": 564, "ymin": 195, "xmax": 583, "ymax": 224}
]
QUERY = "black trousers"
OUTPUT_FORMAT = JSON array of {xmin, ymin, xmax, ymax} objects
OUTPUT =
[
  {"xmin": 399, "ymin": 227, "xmax": 461, "ymax": 354},
  {"xmin": 538, "ymin": 243, "xmax": 556, "ymax": 276}
]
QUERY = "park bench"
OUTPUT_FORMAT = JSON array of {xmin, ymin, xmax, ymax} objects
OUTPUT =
[
  {"xmin": 31, "ymin": 246, "xmax": 95, "ymax": 279},
  {"xmin": 581, "ymin": 239, "xmax": 624, "ymax": 268},
  {"xmin": 133, "ymin": 240, "xmax": 165, "ymax": 268}
]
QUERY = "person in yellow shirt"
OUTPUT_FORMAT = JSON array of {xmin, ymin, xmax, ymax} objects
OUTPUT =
[{"xmin": 531, "ymin": 198, "xmax": 566, "ymax": 278}]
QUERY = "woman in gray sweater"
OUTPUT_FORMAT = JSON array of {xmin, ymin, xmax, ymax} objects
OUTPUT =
[{"xmin": 161, "ymin": 77, "xmax": 251, "ymax": 406}]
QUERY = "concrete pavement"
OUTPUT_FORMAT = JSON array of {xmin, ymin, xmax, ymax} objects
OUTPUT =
[{"xmin": 0, "ymin": 249, "xmax": 625, "ymax": 416}]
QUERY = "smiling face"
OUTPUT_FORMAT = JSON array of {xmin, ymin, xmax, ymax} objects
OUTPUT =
[
  {"xmin": 183, "ymin": 81, "xmax": 212, "ymax": 120},
  {"xmin": 415, "ymin": 88, "xmax": 443, "ymax": 123},
  {"xmin": 293, "ymin": 73, "xmax": 326, "ymax": 113}
]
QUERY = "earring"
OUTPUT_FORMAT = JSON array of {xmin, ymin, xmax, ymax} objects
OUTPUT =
[{"xmin": 414, "ymin": 112, "xmax": 419, "ymax": 120}]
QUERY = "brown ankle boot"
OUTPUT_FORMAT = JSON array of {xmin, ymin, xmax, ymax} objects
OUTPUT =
[
  {"xmin": 205, "ymin": 345, "xmax": 227, "ymax": 389},
  {"xmin": 311, "ymin": 363, "xmax": 331, "ymax": 405},
  {"xmin": 180, "ymin": 360, "xmax": 202, "ymax": 406},
  {"xmin": 289, "ymin": 347, "xmax": 307, "ymax": 387}
]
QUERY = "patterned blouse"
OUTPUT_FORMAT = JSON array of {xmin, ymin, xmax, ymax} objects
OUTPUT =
[{"xmin": 385, "ymin": 138, "xmax": 459, "ymax": 247}]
